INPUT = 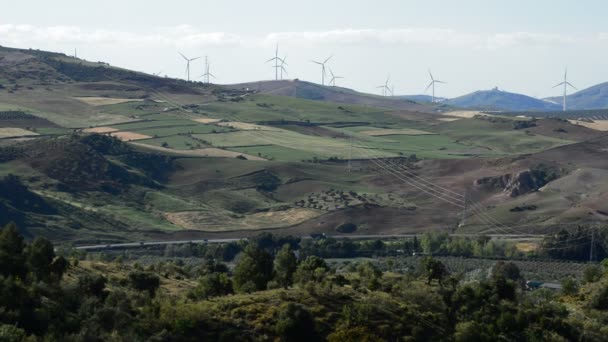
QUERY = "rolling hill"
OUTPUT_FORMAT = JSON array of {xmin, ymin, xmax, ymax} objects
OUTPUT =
[
  {"xmin": 545, "ymin": 82, "xmax": 608, "ymax": 110},
  {"xmin": 447, "ymin": 88, "xmax": 560, "ymax": 111},
  {"xmin": 1, "ymin": 44, "xmax": 608, "ymax": 244},
  {"xmin": 226, "ymin": 79, "xmax": 434, "ymax": 112}
]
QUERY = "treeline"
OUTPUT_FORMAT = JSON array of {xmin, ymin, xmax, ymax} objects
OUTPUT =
[
  {"xmin": 3, "ymin": 223, "xmax": 608, "ymax": 340},
  {"xmin": 160, "ymin": 232, "xmax": 526, "ymax": 262}
]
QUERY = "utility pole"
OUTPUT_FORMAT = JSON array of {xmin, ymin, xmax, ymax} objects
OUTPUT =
[
  {"xmin": 461, "ymin": 190, "xmax": 467, "ymax": 227},
  {"xmin": 347, "ymin": 132, "xmax": 353, "ymax": 173},
  {"xmin": 590, "ymin": 227, "xmax": 595, "ymax": 262}
]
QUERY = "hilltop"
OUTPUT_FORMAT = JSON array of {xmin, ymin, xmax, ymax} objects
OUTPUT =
[
  {"xmin": 447, "ymin": 88, "xmax": 560, "ymax": 111},
  {"xmin": 226, "ymin": 79, "xmax": 433, "ymax": 112}
]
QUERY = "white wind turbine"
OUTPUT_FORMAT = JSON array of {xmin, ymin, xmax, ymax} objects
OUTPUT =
[
  {"xmin": 266, "ymin": 43, "xmax": 284, "ymax": 81},
  {"xmin": 179, "ymin": 52, "xmax": 201, "ymax": 82},
  {"xmin": 425, "ymin": 69, "xmax": 446, "ymax": 103},
  {"xmin": 328, "ymin": 68, "xmax": 344, "ymax": 86},
  {"xmin": 553, "ymin": 67, "xmax": 577, "ymax": 112},
  {"xmin": 278, "ymin": 55, "xmax": 288, "ymax": 80},
  {"xmin": 311, "ymin": 55, "xmax": 333, "ymax": 85},
  {"xmin": 200, "ymin": 56, "xmax": 216, "ymax": 84},
  {"xmin": 376, "ymin": 76, "xmax": 391, "ymax": 96}
]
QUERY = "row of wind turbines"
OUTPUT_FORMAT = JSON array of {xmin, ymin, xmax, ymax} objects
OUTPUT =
[{"xmin": 174, "ymin": 45, "xmax": 577, "ymax": 111}]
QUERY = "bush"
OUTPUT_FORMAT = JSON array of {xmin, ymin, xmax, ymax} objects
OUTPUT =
[
  {"xmin": 335, "ymin": 223, "xmax": 357, "ymax": 233},
  {"xmin": 128, "ymin": 271, "xmax": 160, "ymax": 296},
  {"xmin": 274, "ymin": 303, "xmax": 318, "ymax": 342},
  {"xmin": 589, "ymin": 284, "xmax": 608, "ymax": 310}
]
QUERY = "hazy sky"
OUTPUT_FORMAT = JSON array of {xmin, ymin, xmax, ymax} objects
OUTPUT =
[{"xmin": 1, "ymin": 0, "xmax": 607, "ymax": 98}]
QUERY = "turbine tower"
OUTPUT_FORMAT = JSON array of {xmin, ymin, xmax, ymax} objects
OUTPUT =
[
  {"xmin": 553, "ymin": 67, "xmax": 577, "ymax": 112},
  {"xmin": 179, "ymin": 52, "xmax": 201, "ymax": 82},
  {"xmin": 311, "ymin": 55, "xmax": 332, "ymax": 85},
  {"xmin": 266, "ymin": 43, "xmax": 284, "ymax": 81},
  {"xmin": 328, "ymin": 68, "xmax": 344, "ymax": 86},
  {"xmin": 425, "ymin": 69, "xmax": 446, "ymax": 103}
]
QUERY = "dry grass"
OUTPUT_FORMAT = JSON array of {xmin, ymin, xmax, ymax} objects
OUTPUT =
[
  {"xmin": 360, "ymin": 128, "xmax": 435, "ymax": 136},
  {"xmin": 164, "ymin": 208, "xmax": 322, "ymax": 231},
  {"xmin": 444, "ymin": 110, "xmax": 488, "ymax": 118},
  {"xmin": 72, "ymin": 97, "xmax": 144, "ymax": 106},
  {"xmin": 192, "ymin": 118, "xmax": 222, "ymax": 124},
  {"xmin": 82, "ymin": 126, "xmax": 119, "ymax": 133},
  {"xmin": 568, "ymin": 120, "xmax": 608, "ymax": 131},
  {"xmin": 130, "ymin": 143, "xmax": 266, "ymax": 160},
  {"xmin": 0, "ymin": 127, "xmax": 39, "ymax": 138},
  {"xmin": 515, "ymin": 242, "xmax": 539, "ymax": 253},
  {"xmin": 109, "ymin": 131, "xmax": 152, "ymax": 141},
  {"xmin": 216, "ymin": 121, "xmax": 279, "ymax": 131}
]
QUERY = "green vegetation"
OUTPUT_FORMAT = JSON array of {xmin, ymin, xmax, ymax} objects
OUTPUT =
[{"xmin": 3, "ymin": 226, "xmax": 608, "ymax": 341}]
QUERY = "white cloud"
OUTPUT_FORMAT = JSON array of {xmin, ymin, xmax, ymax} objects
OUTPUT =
[
  {"xmin": 0, "ymin": 24, "xmax": 597, "ymax": 51},
  {"xmin": 487, "ymin": 32, "xmax": 576, "ymax": 49},
  {"xmin": 0, "ymin": 24, "xmax": 243, "ymax": 48}
]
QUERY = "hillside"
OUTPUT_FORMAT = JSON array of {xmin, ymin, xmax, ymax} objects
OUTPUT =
[
  {"xmin": 398, "ymin": 94, "xmax": 446, "ymax": 103},
  {"xmin": 545, "ymin": 82, "xmax": 608, "ymax": 110},
  {"xmin": 226, "ymin": 79, "xmax": 434, "ymax": 112},
  {"xmin": 1, "ymin": 45, "xmax": 608, "ymax": 244},
  {"xmin": 447, "ymin": 88, "xmax": 560, "ymax": 111}
]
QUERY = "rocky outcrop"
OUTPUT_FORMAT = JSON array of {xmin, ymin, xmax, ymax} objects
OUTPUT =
[{"xmin": 474, "ymin": 170, "xmax": 549, "ymax": 197}]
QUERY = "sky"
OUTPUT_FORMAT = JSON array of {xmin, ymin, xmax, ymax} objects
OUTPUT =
[{"xmin": 1, "ymin": 0, "xmax": 607, "ymax": 98}]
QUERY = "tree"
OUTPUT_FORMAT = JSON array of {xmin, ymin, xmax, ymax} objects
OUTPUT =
[
  {"xmin": 357, "ymin": 261, "xmax": 382, "ymax": 290},
  {"xmin": 78, "ymin": 273, "xmax": 107, "ymax": 298},
  {"xmin": 0, "ymin": 223, "xmax": 26, "ymax": 278},
  {"xmin": 294, "ymin": 256, "xmax": 328, "ymax": 284},
  {"xmin": 583, "ymin": 265, "xmax": 603, "ymax": 283},
  {"xmin": 422, "ymin": 257, "xmax": 448, "ymax": 285},
  {"xmin": 492, "ymin": 261, "xmax": 521, "ymax": 282},
  {"xmin": 128, "ymin": 271, "xmax": 160, "ymax": 296},
  {"xmin": 560, "ymin": 277, "xmax": 579, "ymax": 296},
  {"xmin": 274, "ymin": 244, "xmax": 297, "ymax": 289},
  {"xmin": 274, "ymin": 303, "xmax": 318, "ymax": 342},
  {"xmin": 26, "ymin": 237, "xmax": 55, "ymax": 282},
  {"xmin": 192, "ymin": 273, "xmax": 233, "ymax": 299},
  {"xmin": 233, "ymin": 244, "xmax": 274, "ymax": 292}
]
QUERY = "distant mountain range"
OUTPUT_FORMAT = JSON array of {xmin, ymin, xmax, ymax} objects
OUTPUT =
[{"xmin": 398, "ymin": 83, "xmax": 608, "ymax": 112}]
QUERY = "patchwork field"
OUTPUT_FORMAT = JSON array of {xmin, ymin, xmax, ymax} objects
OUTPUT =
[
  {"xmin": 0, "ymin": 127, "xmax": 39, "ymax": 138},
  {"xmin": 72, "ymin": 97, "xmax": 144, "ymax": 106}
]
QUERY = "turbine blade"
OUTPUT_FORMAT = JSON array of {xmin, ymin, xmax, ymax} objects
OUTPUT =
[
  {"xmin": 324, "ymin": 55, "xmax": 333, "ymax": 64},
  {"xmin": 553, "ymin": 82, "xmax": 565, "ymax": 88},
  {"xmin": 190, "ymin": 57, "xmax": 201, "ymax": 61},
  {"xmin": 179, "ymin": 52, "xmax": 188, "ymax": 61},
  {"xmin": 425, "ymin": 81, "xmax": 434, "ymax": 92},
  {"xmin": 428, "ymin": 69, "xmax": 434, "ymax": 81},
  {"xmin": 266, "ymin": 57, "xmax": 277, "ymax": 63},
  {"xmin": 566, "ymin": 82, "xmax": 577, "ymax": 90},
  {"xmin": 435, "ymin": 80, "xmax": 447, "ymax": 84},
  {"xmin": 311, "ymin": 60, "xmax": 322, "ymax": 65}
]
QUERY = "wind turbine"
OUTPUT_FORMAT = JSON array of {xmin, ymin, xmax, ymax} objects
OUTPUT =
[
  {"xmin": 277, "ymin": 55, "xmax": 288, "ymax": 80},
  {"xmin": 328, "ymin": 68, "xmax": 344, "ymax": 86},
  {"xmin": 311, "ymin": 55, "xmax": 332, "ymax": 85},
  {"xmin": 200, "ymin": 56, "xmax": 216, "ymax": 84},
  {"xmin": 553, "ymin": 67, "xmax": 577, "ymax": 112},
  {"xmin": 266, "ymin": 43, "xmax": 284, "ymax": 81},
  {"xmin": 153, "ymin": 70, "xmax": 163, "ymax": 76},
  {"xmin": 425, "ymin": 69, "xmax": 446, "ymax": 103},
  {"xmin": 179, "ymin": 52, "xmax": 201, "ymax": 82},
  {"xmin": 377, "ymin": 76, "xmax": 390, "ymax": 96}
]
